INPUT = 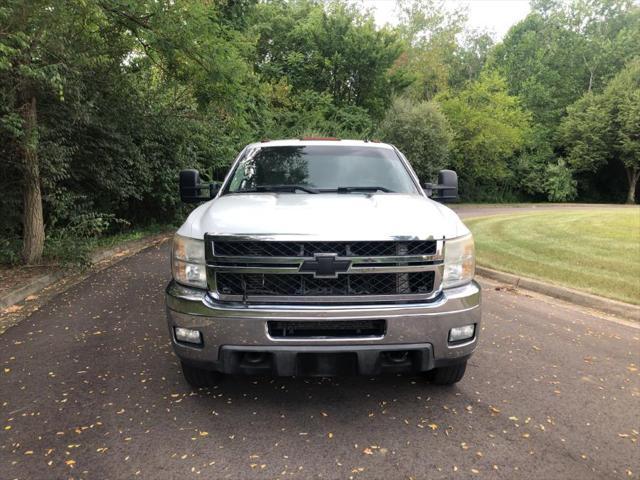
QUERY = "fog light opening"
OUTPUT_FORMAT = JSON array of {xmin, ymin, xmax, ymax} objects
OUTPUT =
[
  {"xmin": 174, "ymin": 327, "xmax": 202, "ymax": 345},
  {"xmin": 449, "ymin": 324, "xmax": 475, "ymax": 343}
]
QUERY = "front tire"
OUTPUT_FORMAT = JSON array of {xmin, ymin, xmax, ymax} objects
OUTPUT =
[
  {"xmin": 426, "ymin": 360, "xmax": 467, "ymax": 385},
  {"xmin": 181, "ymin": 362, "xmax": 222, "ymax": 388}
]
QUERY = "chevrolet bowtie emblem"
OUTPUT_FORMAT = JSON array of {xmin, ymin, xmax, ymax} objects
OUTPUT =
[{"xmin": 299, "ymin": 253, "xmax": 351, "ymax": 278}]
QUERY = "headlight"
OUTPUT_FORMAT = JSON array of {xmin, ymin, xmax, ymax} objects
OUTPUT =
[
  {"xmin": 172, "ymin": 234, "xmax": 207, "ymax": 288},
  {"xmin": 443, "ymin": 233, "xmax": 475, "ymax": 288}
]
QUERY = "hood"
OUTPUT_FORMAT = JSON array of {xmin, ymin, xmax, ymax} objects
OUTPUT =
[{"xmin": 178, "ymin": 193, "xmax": 469, "ymax": 241}]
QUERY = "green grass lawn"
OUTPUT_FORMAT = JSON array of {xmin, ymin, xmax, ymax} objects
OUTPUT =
[{"xmin": 465, "ymin": 208, "xmax": 640, "ymax": 305}]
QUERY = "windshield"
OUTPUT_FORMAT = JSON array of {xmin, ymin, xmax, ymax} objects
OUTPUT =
[{"xmin": 225, "ymin": 145, "xmax": 419, "ymax": 194}]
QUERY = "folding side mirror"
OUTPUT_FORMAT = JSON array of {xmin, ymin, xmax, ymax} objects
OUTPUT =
[
  {"xmin": 437, "ymin": 169, "xmax": 458, "ymax": 202},
  {"xmin": 423, "ymin": 169, "xmax": 458, "ymax": 202},
  {"xmin": 179, "ymin": 169, "xmax": 220, "ymax": 203}
]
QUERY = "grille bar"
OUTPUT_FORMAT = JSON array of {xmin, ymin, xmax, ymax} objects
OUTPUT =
[
  {"xmin": 213, "ymin": 240, "xmax": 437, "ymax": 257},
  {"xmin": 211, "ymin": 264, "xmax": 438, "ymax": 274},
  {"xmin": 215, "ymin": 271, "xmax": 435, "ymax": 297},
  {"xmin": 210, "ymin": 255, "xmax": 440, "ymax": 266}
]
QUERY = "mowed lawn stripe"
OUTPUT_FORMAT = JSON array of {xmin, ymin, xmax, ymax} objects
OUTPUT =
[{"xmin": 465, "ymin": 209, "xmax": 640, "ymax": 305}]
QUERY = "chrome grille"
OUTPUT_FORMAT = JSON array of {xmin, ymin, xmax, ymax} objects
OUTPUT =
[{"xmin": 206, "ymin": 235, "xmax": 444, "ymax": 304}]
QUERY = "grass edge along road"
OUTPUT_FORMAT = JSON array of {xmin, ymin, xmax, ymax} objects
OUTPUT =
[{"xmin": 465, "ymin": 208, "xmax": 640, "ymax": 305}]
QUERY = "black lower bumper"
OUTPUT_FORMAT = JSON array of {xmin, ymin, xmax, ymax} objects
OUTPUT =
[{"xmin": 180, "ymin": 344, "xmax": 470, "ymax": 377}]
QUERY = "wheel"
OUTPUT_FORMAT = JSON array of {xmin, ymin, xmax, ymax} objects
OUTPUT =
[
  {"xmin": 426, "ymin": 360, "xmax": 467, "ymax": 385},
  {"xmin": 181, "ymin": 361, "xmax": 223, "ymax": 388}
]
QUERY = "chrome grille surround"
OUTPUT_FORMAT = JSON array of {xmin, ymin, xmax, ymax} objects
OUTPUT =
[{"xmin": 205, "ymin": 234, "xmax": 444, "ymax": 304}]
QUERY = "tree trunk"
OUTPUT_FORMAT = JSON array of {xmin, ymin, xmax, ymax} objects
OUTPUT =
[
  {"xmin": 20, "ymin": 94, "xmax": 45, "ymax": 264},
  {"xmin": 625, "ymin": 166, "xmax": 639, "ymax": 205}
]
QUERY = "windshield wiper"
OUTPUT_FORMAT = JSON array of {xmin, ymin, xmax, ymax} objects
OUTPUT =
[
  {"xmin": 238, "ymin": 185, "xmax": 319, "ymax": 194},
  {"xmin": 334, "ymin": 186, "xmax": 394, "ymax": 193}
]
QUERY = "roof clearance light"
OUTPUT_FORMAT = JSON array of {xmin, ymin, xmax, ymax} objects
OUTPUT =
[{"xmin": 300, "ymin": 137, "xmax": 340, "ymax": 141}]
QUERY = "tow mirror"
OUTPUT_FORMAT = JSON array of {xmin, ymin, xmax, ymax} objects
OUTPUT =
[
  {"xmin": 423, "ymin": 169, "xmax": 458, "ymax": 202},
  {"xmin": 179, "ymin": 169, "xmax": 220, "ymax": 203}
]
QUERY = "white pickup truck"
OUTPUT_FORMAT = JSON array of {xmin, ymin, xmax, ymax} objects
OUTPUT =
[{"xmin": 166, "ymin": 139, "xmax": 481, "ymax": 387}]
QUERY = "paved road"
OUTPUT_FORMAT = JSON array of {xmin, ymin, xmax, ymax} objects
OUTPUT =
[{"xmin": 1, "ymin": 243, "xmax": 638, "ymax": 480}]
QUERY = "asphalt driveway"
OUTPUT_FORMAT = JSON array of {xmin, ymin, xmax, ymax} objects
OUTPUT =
[{"xmin": 1, "ymin": 242, "xmax": 638, "ymax": 479}]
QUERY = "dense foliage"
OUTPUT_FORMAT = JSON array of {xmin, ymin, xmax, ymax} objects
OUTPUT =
[
  {"xmin": 559, "ymin": 59, "xmax": 640, "ymax": 204},
  {"xmin": 1, "ymin": 0, "xmax": 639, "ymax": 264},
  {"xmin": 377, "ymin": 97, "xmax": 451, "ymax": 181},
  {"xmin": 438, "ymin": 72, "xmax": 532, "ymax": 200}
]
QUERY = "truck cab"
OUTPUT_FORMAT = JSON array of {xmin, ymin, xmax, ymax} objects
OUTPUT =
[{"xmin": 166, "ymin": 139, "xmax": 481, "ymax": 387}]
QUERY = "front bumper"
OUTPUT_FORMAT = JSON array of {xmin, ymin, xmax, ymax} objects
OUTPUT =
[{"xmin": 165, "ymin": 281, "xmax": 481, "ymax": 376}]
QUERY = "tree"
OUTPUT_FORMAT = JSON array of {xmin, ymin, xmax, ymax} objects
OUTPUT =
[
  {"xmin": 560, "ymin": 58, "xmax": 640, "ymax": 203},
  {"xmin": 490, "ymin": 11, "xmax": 587, "ymax": 129},
  {"xmin": 492, "ymin": 0, "xmax": 639, "ymax": 127},
  {"xmin": 448, "ymin": 30, "xmax": 495, "ymax": 90},
  {"xmin": 250, "ymin": 0, "xmax": 406, "ymax": 120},
  {"xmin": 377, "ymin": 97, "xmax": 451, "ymax": 181},
  {"xmin": 394, "ymin": 0, "xmax": 468, "ymax": 100},
  {"xmin": 487, "ymin": 0, "xmax": 639, "ymax": 202},
  {"xmin": 563, "ymin": 0, "xmax": 640, "ymax": 93},
  {"xmin": 439, "ymin": 72, "xmax": 531, "ymax": 199},
  {"xmin": 0, "ymin": 0, "xmax": 77, "ymax": 262},
  {"xmin": 0, "ymin": 0, "xmax": 261, "ymax": 264}
]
